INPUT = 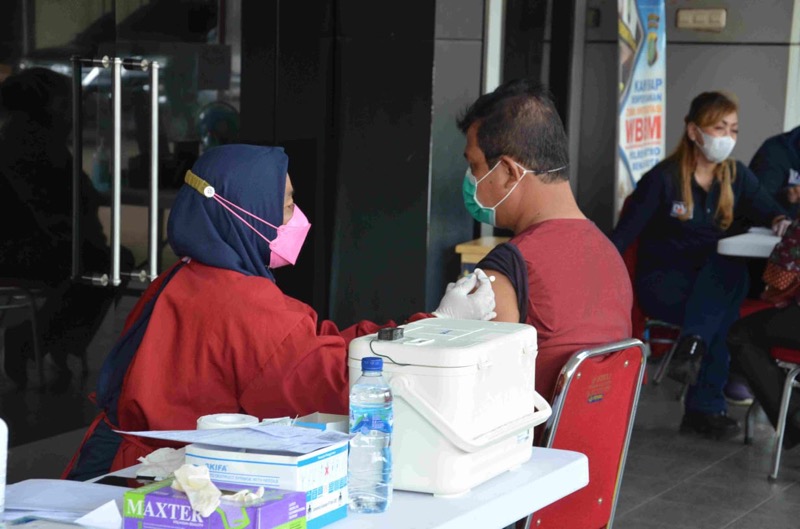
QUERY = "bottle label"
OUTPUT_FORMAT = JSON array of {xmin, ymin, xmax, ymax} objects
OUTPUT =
[{"xmin": 350, "ymin": 406, "xmax": 393, "ymax": 435}]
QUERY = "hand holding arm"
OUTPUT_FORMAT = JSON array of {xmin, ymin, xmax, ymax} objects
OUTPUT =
[{"xmin": 432, "ymin": 268, "xmax": 497, "ymax": 320}]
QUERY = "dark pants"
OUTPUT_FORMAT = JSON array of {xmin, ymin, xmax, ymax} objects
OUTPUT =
[
  {"xmin": 727, "ymin": 304, "xmax": 800, "ymax": 445},
  {"xmin": 637, "ymin": 253, "xmax": 749, "ymax": 414}
]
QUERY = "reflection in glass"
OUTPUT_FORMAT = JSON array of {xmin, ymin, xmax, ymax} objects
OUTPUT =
[{"xmin": 4, "ymin": 0, "xmax": 240, "ymax": 276}]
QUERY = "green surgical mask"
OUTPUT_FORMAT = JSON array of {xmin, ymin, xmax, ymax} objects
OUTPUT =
[
  {"xmin": 462, "ymin": 161, "xmax": 567, "ymax": 226},
  {"xmin": 462, "ymin": 161, "xmax": 502, "ymax": 225}
]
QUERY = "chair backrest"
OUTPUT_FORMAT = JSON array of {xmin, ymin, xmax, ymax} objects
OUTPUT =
[
  {"xmin": 528, "ymin": 339, "xmax": 646, "ymax": 529},
  {"xmin": 618, "ymin": 196, "xmax": 647, "ymax": 343}
]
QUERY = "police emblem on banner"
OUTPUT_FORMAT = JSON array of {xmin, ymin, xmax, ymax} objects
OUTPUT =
[
  {"xmin": 670, "ymin": 201, "xmax": 689, "ymax": 218},
  {"xmin": 788, "ymin": 168, "xmax": 800, "ymax": 187}
]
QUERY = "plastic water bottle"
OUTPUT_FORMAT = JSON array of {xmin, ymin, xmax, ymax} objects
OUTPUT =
[{"xmin": 348, "ymin": 357, "xmax": 393, "ymax": 513}]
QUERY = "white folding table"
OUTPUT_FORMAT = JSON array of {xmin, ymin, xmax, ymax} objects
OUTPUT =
[
  {"xmin": 95, "ymin": 447, "xmax": 588, "ymax": 529},
  {"xmin": 717, "ymin": 227, "xmax": 780, "ymax": 258}
]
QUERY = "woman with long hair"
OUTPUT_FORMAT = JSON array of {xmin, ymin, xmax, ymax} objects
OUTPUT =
[{"xmin": 611, "ymin": 91, "xmax": 789, "ymax": 438}]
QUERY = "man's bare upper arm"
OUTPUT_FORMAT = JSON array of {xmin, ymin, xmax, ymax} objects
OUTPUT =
[{"xmin": 480, "ymin": 268, "xmax": 520, "ymax": 323}]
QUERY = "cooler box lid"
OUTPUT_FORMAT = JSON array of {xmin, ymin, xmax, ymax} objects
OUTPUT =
[{"xmin": 348, "ymin": 318, "xmax": 537, "ymax": 369}]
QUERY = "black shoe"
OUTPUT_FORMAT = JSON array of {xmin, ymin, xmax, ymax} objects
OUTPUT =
[{"xmin": 680, "ymin": 411, "xmax": 740, "ymax": 439}]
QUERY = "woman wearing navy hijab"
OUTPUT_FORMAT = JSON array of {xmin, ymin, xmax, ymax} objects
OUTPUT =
[{"xmin": 65, "ymin": 145, "xmax": 495, "ymax": 480}]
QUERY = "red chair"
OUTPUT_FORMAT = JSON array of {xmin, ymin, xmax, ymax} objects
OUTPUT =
[
  {"xmin": 739, "ymin": 299, "xmax": 800, "ymax": 480},
  {"xmin": 524, "ymin": 339, "xmax": 646, "ymax": 529}
]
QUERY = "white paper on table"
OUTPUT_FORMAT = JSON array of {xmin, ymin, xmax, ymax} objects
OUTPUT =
[
  {"xmin": 74, "ymin": 500, "xmax": 122, "ymax": 529},
  {"xmin": 748, "ymin": 226, "xmax": 775, "ymax": 235},
  {"xmin": 3, "ymin": 511, "xmax": 87, "ymax": 523},
  {"xmin": 116, "ymin": 424, "xmax": 350, "ymax": 454},
  {"xmin": 5, "ymin": 480, "xmax": 127, "ymax": 515}
]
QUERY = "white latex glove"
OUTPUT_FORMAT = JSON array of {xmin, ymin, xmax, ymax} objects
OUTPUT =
[
  {"xmin": 171, "ymin": 464, "xmax": 222, "ymax": 518},
  {"xmin": 222, "ymin": 486, "xmax": 265, "ymax": 506},
  {"xmin": 773, "ymin": 218, "xmax": 793, "ymax": 237},
  {"xmin": 432, "ymin": 268, "xmax": 497, "ymax": 320},
  {"xmin": 136, "ymin": 447, "xmax": 186, "ymax": 480}
]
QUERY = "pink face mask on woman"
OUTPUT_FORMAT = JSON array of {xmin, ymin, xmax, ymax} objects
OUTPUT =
[
  {"xmin": 267, "ymin": 206, "xmax": 311, "ymax": 268},
  {"xmin": 183, "ymin": 170, "xmax": 311, "ymax": 269},
  {"xmin": 216, "ymin": 196, "xmax": 311, "ymax": 268}
]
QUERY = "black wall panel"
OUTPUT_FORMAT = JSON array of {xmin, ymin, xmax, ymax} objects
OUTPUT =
[
  {"xmin": 328, "ymin": 21, "xmax": 436, "ymax": 324},
  {"xmin": 241, "ymin": 0, "xmax": 336, "ymax": 316},
  {"xmin": 242, "ymin": 0, "xmax": 478, "ymax": 326}
]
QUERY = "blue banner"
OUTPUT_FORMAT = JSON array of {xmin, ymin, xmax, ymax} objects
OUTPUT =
[{"xmin": 616, "ymin": 0, "xmax": 666, "ymax": 216}]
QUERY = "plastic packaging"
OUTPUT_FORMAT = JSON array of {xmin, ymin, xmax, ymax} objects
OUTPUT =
[{"xmin": 348, "ymin": 357, "xmax": 393, "ymax": 513}]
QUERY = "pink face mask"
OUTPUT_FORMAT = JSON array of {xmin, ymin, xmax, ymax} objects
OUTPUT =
[
  {"xmin": 217, "ymin": 198, "xmax": 311, "ymax": 269},
  {"xmin": 184, "ymin": 170, "xmax": 311, "ymax": 269},
  {"xmin": 268, "ymin": 206, "xmax": 311, "ymax": 268}
]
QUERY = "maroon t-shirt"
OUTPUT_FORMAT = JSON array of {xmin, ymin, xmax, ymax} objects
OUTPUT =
[{"xmin": 479, "ymin": 219, "xmax": 633, "ymax": 402}]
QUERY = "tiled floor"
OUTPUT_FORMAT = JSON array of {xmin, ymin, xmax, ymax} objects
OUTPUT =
[
  {"xmin": 2, "ymin": 304, "xmax": 800, "ymax": 525},
  {"xmin": 614, "ymin": 378, "xmax": 800, "ymax": 528}
]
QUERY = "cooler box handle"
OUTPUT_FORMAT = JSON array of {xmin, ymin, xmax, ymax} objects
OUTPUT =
[{"xmin": 391, "ymin": 375, "xmax": 551, "ymax": 453}]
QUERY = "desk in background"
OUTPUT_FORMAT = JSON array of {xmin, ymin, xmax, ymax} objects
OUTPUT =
[{"xmin": 455, "ymin": 237, "xmax": 510, "ymax": 276}]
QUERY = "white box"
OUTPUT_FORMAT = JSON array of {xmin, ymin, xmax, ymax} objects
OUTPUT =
[
  {"xmin": 348, "ymin": 319, "xmax": 551, "ymax": 496},
  {"xmin": 185, "ymin": 440, "xmax": 348, "ymax": 529}
]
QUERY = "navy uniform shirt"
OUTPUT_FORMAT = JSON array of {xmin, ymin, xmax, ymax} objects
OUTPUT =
[
  {"xmin": 749, "ymin": 125, "xmax": 800, "ymax": 218},
  {"xmin": 610, "ymin": 158, "xmax": 788, "ymax": 277}
]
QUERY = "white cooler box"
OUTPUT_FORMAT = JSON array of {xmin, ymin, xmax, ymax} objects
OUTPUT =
[{"xmin": 348, "ymin": 319, "xmax": 551, "ymax": 496}]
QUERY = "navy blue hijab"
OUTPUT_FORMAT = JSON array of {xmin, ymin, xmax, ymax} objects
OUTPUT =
[{"xmin": 168, "ymin": 144, "xmax": 289, "ymax": 281}]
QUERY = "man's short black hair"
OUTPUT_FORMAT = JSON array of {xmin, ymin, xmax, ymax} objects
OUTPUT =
[{"xmin": 457, "ymin": 79, "xmax": 569, "ymax": 183}]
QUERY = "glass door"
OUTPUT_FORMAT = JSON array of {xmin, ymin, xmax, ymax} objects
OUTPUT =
[{"xmin": 6, "ymin": 0, "xmax": 241, "ymax": 287}]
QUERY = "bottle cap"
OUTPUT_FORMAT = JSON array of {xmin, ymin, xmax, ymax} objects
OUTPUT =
[{"xmin": 362, "ymin": 357, "xmax": 383, "ymax": 371}]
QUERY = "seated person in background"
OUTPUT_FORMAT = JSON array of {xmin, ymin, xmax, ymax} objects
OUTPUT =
[
  {"xmin": 749, "ymin": 125, "xmax": 800, "ymax": 219},
  {"xmin": 611, "ymin": 91, "xmax": 789, "ymax": 438},
  {"xmin": 64, "ymin": 144, "xmax": 495, "ymax": 481},
  {"xmin": 727, "ymin": 218, "xmax": 800, "ymax": 449},
  {"xmin": 0, "ymin": 67, "xmax": 133, "ymax": 391},
  {"xmin": 744, "ymin": 125, "xmax": 800, "ymax": 296},
  {"xmin": 457, "ymin": 78, "xmax": 633, "ymax": 404}
]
